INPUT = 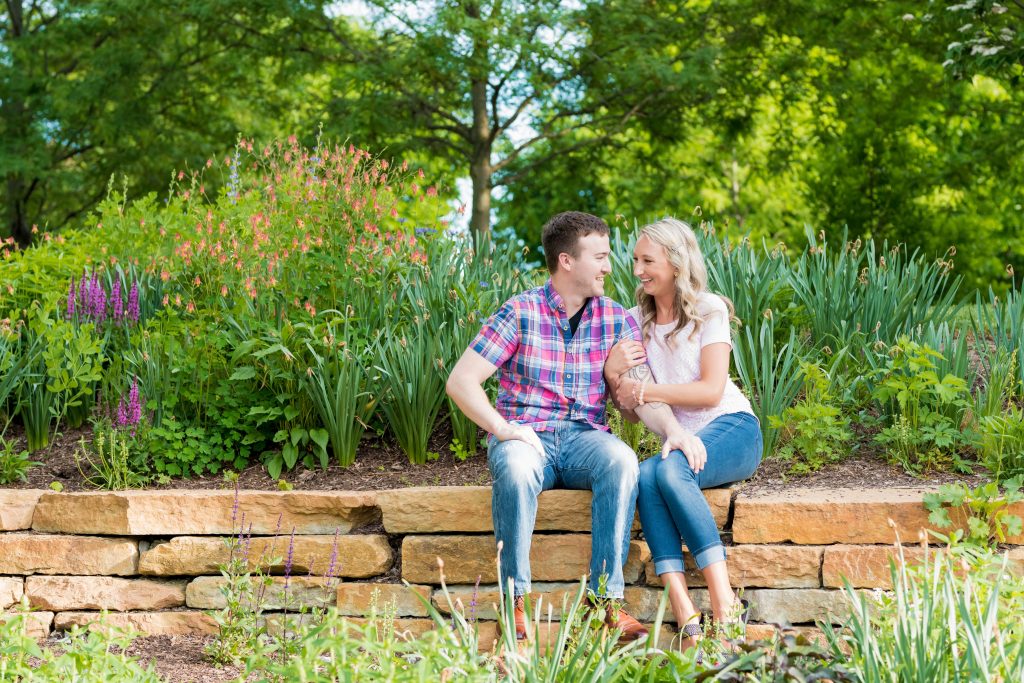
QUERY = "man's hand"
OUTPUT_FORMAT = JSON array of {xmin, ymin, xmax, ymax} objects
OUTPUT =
[
  {"xmin": 494, "ymin": 423, "xmax": 545, "ymax": 458},
  {"xmin": 661, "ymin": 427, "xmax": 707, "ymax": 473}
]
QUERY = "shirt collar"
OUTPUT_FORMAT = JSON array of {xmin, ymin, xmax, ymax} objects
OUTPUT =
[{"xmin": 543, "ymin": 279, "xmax": 566, "ymax": 314}]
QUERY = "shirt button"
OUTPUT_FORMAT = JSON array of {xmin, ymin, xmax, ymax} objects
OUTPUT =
[{"xmin": 567, "ymin": 373, "xmax": 573, "ymax": 379}]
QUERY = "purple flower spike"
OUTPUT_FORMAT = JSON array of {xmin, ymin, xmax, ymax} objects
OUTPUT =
[
  {"xmin": 111, "ymin": 279, "xmax": 123, "ymax": 322},
  {"xmin": 284, "ymin": 528, "xmax": 296, "ymax": 590},
  {"xmin": 90, "ymin": 271, "xmax": 101, "ymax": 320},
  {"xmin": 98, "ymin": 287, "xmax": 108, "ymax": 324},
  {"xmin": 128, "ymin": 279, "xmax": 140, "ymax": 322},
  {"xmin": 79, "ymin": 271, "xmax": 89, "ymax": 316},
  {"xmin": 116, "ymin": 398, "xmax": 129, "ymax": 429},
  {"xmin": 128, "ymin": 377, "xmax": 142, "ymax": 434}
]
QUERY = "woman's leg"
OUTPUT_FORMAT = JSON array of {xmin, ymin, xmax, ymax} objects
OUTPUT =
[{"xmin": 655, "ymin": 413, "xmax": 762, "ymax": 620}]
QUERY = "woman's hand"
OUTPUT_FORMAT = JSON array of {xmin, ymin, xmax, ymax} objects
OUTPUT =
[
  {"xmin": 605, "ymin": 340, "xmax": 647, "ymax": 379},
  {"xmin": 661, "ymin": 427, "xmax": 707, "ymax": 473}
]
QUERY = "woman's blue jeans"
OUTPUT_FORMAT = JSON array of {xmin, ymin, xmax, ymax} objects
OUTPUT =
[
  {"xmin": 488, "ymin": 420, "xmax": 639, "ymax": 599},
  {"xmin": 638, "ymin": 412, "xmax": 762, "ymax": 574}
]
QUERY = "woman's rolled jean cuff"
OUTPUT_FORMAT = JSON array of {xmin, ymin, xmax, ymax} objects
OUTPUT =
[{"xmin": 653, "ymin": 544, "xmax": 727, "ymax": 576}]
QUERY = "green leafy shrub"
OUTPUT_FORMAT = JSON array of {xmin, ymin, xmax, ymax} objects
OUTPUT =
[
  {"xmin": 74, "ymin": 421, "xmax": 147, "ymax": 490},
  {"xmin": 0, "ymin": 437, "xmax": 38, "ymax": 484},
  {"xmin": 872, "ymin": 338, "xmax": 972, "ymax": 473},
  {"xmin": 924, "ymin": 478, "xmax": 1023, "ymax": 547},
  {"xmin": 770, "ymin": 361, "xmax": 854, "ymax": 475}
]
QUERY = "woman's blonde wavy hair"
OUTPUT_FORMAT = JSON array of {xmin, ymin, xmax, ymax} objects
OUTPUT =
[{"xmin": 635, "ymin": 217, "xmax": 736, "ymax": 347}]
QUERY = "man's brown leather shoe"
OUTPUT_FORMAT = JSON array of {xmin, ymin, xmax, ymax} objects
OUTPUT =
[
  {"xmin": 511, "ymin": 595, "xmax": 529, "ymax": 641},
  {"xmin": 605, "ymin": 606, "xmax": 649, "ymax": 643}
]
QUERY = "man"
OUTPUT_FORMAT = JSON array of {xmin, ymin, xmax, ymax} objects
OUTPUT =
[{"xmin": 446, "ymin": 211, "xmax": 693, "ymax": 642}]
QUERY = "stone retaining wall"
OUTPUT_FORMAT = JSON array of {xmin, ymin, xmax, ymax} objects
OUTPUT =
[{"xmin": 2, "ymin": 486, "xmax": 1022, "ymax": 644}]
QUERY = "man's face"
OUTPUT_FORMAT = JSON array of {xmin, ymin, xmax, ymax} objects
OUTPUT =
[{"xmin": 564, "ymin": 233, "xmax": 612, "ymax": 298}]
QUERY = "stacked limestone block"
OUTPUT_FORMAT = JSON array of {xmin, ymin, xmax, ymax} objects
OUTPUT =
[{"xmin": 1, "ymin": 486, "xmax": 1022, "ymax": 647}]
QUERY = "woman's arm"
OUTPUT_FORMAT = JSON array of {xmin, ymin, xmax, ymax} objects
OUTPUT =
[{"xmin": 618, "ymin": 342, "xmax": 731, "ymax": 410}]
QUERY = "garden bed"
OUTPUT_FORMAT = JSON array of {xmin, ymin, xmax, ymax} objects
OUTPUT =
[{"xmin": 1, "ymin": 419, "xmax": 989, "ymax": 495}]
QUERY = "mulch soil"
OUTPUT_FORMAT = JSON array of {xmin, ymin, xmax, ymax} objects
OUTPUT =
[{"xmin": 2, "ymin": 416, "xmax": 989, "ymax": 494}]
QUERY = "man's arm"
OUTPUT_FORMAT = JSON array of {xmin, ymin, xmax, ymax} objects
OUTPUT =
[{"xmin": 446, "ymin": 348, "xmax": 545, "ymax": 456}]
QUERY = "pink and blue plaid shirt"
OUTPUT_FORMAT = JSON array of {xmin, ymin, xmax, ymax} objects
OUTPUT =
[{"xmin": 472, "ymin": 280, "xmax": 641, "ymax": 432}]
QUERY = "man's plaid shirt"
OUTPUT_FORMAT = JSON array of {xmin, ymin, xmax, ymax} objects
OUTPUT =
[{"xmin": 471, "ymin": 280, "xmax": 641, "ymax": 432}]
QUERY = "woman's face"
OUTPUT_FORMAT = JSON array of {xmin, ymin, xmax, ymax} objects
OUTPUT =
[{"xmin": 633, "ymin": 235, "xmax": 676, "ymax": 299}]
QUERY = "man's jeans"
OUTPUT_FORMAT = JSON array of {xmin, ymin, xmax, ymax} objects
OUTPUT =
[
  {"xmin": 639, "ymin": 411, "xmax": 762, "ymax": 574},
  {"xmin": 488, "ymin": 420, "xmax": 639, "ymax": 599}
]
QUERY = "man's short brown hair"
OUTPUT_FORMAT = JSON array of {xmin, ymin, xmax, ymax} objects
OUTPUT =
[{"xmin": 541, "ymin": 211, "xmax": 610, "ymax": 273}]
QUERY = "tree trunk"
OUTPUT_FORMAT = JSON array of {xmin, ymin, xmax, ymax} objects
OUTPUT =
[
  {"xmin": 466, "ymin": 1, "xmax": 491, "ymax": 242},
  {"xmin": 4, "ymin": 177, "xmax": 29, "ymax": 246},
  {"xmin": 3, "ymin": 0, "xmax": 32, "ymax": 246}
]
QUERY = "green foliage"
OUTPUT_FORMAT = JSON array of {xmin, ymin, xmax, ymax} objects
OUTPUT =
[
  {"xmin": 977, "ymin": 283, "xmax": 1024, "ymax": 390},
  {"xmin": 931, "ymin": 1, "xmax": 1024, "ymax": 82},
  {"xmin": 732, "ymin": 321, "xmax": 806, "ymax": 459},
  {"xmin": 769, "ymin": 362, "xmax": 854, "ymax": 475},
  {"xmin": 789, "ymin": 230, "xmax": 962, "ymax": 346},
  {"xmin": 41, "ymin": 319, "xmax": 105, "ymax": 429},
  {"xmin": 74, "ymin": 421, "xmax": 147, "ymax": 490},
  {"xmin": 142, "ymin": 412, "xmax": 251, "ymax": 479},
  {"xmin": 205, "ymin": 532, "xmax": 274, "ymax": 667},
  {"xmin": 0, "ymin": 602, "xmax": 164, "ymax": 682},
  {"xmin": 15, "ymin": 343, "xmax": 55, "ymax": 452},
  {"xmin": 376, "ymin": 319, "xmax": 449, "ymax": 466},
  {"xmin": 872, "ymin": 338, "xmax": 972, "ymax": 474},
  {"xmin": 972, "ymin": 407, "xmax": 1024, "ymax": 482},
  {"xmin": 698, "ymin": 631, "xmax": 855, "ymax": 682},
  {"xmin": 0, "ymin": 0, "xmax": 323, "ymax": 245},
  {"xmin": 824, "ymin": 542, "xmax": 1024, "ymax": 682},
  {"xmin": 607, "ymin": 405, "xmax": 661, "ymax": 461},
  {"xmin": 924, "ymin": 479, "xmax": 1024, "ymax": 548},
  {"xmin": 298, "ymin": 318, "xmax": 378, "ymax": 468},
  {"xmin": 0, "ymin": 437, "xmax": 38, "ymax": 484}
]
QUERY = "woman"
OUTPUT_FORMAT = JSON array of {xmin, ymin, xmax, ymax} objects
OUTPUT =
[{"xmin": 605, "ymin": 217, "xmax": 762, "ymax": 650}]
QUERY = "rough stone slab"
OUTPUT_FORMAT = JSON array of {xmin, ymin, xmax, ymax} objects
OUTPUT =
[
  {"xmin": 0, "ymin": 490, "xmax": 45, "ymax": 530},
  {"xmin": 0, "ymin": 577, "xmax": 23, "ymax": 609},
  {"xmin": 25, "ymin": 576, "xmax": 186, "ymax": 611},
  {"xmin": 746, "ymin": 623, "xmax": 829, "ymax": 646},
  {"xmin": 433, "ymin": 583, "xmax": 583, "ymax": 620},
  {"xmin": 744, "ymin": 589, "xmax": 857, "ymax": 625},
  {"xmin": 623, "ymin": 586, "xmax": 710, "ymax": 624},
  {"xmin": 0, "ymin": 535, "xmax": 138, "ymax": 575},
  {"xmin": 32, "ymin": 490, "xmax": 379, "ymax": 536},
  {"xmin": 186, "ymin": 576, "xmax": 336, "ymax": 610},
  {"xmin": 0, "ymin": 610, "xmax": 53, "ymax": 639},
  {"xmin": 822, "ymin": 545, "xmax": 928, "ymax": 589},
  {"xmin": 379, "ymin": 486, "xmax": 730, "ymax": 533},
  {"xmin": 139, "ymin": 534, "xmax": 391, "ymax": 577},
  {"xmin": 55, "ymin": 611, "xmax": 218, "ymax": 636},
  {"xmin": 646, "ymin": 545, "xmax": 823, "ymax": 589},
  {"xmin": 734, "ymin": 488, "xmax": 937, "ymax": 544},
  {"xmin": 402, "ymin": 535, "xmax": 645, "ymax": 584},
  {"xmin": 336, "ymin": 583, "xmax": 433, "ymax": 617}
]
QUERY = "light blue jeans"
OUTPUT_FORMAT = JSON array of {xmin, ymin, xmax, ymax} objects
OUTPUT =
[
  {"xmin": 639, "ymin": 411, "xmax": 762, "ymax": 574},
  {"xmin": 488, "ymin": 420, "xmax": 639, "ymax": 599}
]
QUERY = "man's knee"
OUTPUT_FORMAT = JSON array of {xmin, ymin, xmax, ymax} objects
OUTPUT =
[
  {"xmin": 593, "ymin": 440, "xmax": 639, "ymax": 491},
  {"xmin": 489, "ymin": 440, "xmax": 544, "ymax": 489}
]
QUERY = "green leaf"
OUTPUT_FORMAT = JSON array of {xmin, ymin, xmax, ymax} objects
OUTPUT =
[
  {"xmin": 229, "ymin": 366, "xmax": 257, "ymax": 381},
  {"xmin": 309, "ymin": 428, "xmax": 329, "ymax": 451},
  {"xmin": 282, "ymin": 442, "xmax": 299, "ymax": 469}
]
